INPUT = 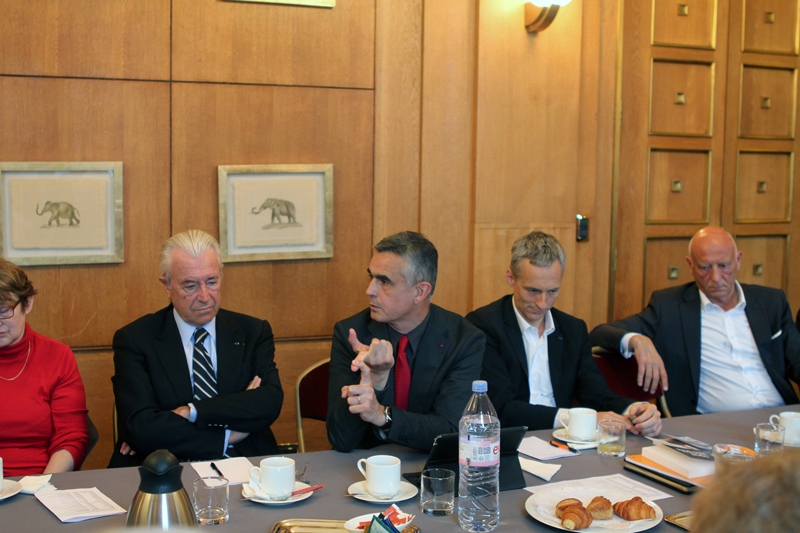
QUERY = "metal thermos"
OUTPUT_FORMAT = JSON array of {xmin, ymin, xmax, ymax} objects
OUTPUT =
[{"xmin": 126, "ymin": 449, "xmax": 198, "ymax": 529}]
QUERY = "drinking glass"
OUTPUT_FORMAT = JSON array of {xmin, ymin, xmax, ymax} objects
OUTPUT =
[
  {"xmin": 597, "ymin": 419, "xmax": 626, "ymax": 457},
  {"xmin": 193, "ymin": 476, "xmax": 229, "ymax": 525},
  {"xmin": 420, "ymin": 468, "xmax": 455, "ymax": 516}
]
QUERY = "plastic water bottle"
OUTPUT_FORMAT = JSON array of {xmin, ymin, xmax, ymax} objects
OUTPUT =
[{"xmin": 458, "ymin": 380, "xmax": 500, "ymax": 532}]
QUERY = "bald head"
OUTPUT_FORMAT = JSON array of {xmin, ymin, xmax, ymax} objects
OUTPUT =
[
  {"xmin": 688, "ymin": 226, "xmax": 738, "ymax": 258},
  {"xmin": 686, "ymin": 226, "xmax": 742, "ymax": 310}
]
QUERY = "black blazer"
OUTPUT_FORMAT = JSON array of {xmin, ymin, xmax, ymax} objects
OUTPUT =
[
  {"xmin": 327, "ymin": 304, "xmax": 485, "ymax": 452},
  {"xmin": 590, "ymin": 282, "xmax": 800, "ymax": 417},
  {"xmin": 109, "ymin": 305, "xmax": 283, "ymax": 467},
  {"xmin": 466, "ymin": 295, "xmax": 632, "ymax": 430}
]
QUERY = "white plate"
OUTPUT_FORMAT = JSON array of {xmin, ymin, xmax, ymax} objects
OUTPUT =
[
  {"xmin": 554, "ymin": 428, "xmax": 599, "ymax": 446},
  {"xmin": 346, "ymin": 481, "xmax": 418, "ymax": 503},
  {"xmin": 525, "ymin": 486, "xmax": 663, "ymax": 532},
  {"xmin": 241, "ymin": 481, "xmax": 313, "ymax": 505},
  {"xmin": 344, "ymin": 512, "xmax": 414, "ymax": 533},
  {"xmin": 0, "ymin": 479, "xmax": 23, "ymax": 501}
]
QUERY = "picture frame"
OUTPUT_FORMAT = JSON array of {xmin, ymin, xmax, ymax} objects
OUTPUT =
[
  {"xmin": 224, "ymin": 0, "xmax": 335, "ymax": 7},
  {"xmin": 218, "ymin": 164, "xmax": 333, "ymax": 262},
  {"xmin": 0, "ymin": 162, "xmax": 124, "ymax": 266}
]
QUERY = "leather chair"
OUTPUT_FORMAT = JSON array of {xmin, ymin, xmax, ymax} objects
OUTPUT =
[
  {"xmin": 295, "ymin": 359, "xmax": 330, "ymax": 453},
  {"xmin": 592, "ymin": 346, "xmax": 671, "ymax": 418}
]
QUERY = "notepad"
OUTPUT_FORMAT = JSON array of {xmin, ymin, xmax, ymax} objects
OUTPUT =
[{"xmin": 641, "ymin": 445, "xmax": 715, "ymax": 478}]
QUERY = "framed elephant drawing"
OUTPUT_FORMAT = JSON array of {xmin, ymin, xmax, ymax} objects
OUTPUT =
[
  {"xmin": 218, "ymin": 163, "xmax": 333, "ymax": 262},
  {"xmin": 0, "ymin": 162, "xmax": 124, "ymax": 266}
]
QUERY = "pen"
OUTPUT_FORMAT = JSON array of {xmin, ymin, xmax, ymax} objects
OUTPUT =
[
  {"xmin": 291, "ymin": 483, "xmax": 323, "ymax": 496},
  {"xmin": 210, "ymin": 462, "xmax": 224, "ymax": 477},
  {"xmin": 549, "ymin": 440, "xmax": 580, "ymax": 454}
]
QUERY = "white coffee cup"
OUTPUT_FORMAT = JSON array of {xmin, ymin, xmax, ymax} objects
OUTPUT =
[
  {"xmin": 357, "ymin": 455, "xmax": 401, "ymax": 499},
  {"xmin": 771, "ymin": 412, "xmax": 800, "ymax": 446},
  {"xmin": 557, "ymin": 407, "xmax": 598, "ymax": 441},
  {"xmin": 249, "ymin": 457, "xmax": 295, "ymax": 500}
]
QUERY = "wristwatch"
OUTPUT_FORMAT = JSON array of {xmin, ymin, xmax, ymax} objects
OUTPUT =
[{"xmin": 379, "ymin": 405, "xmax": 392, "ymax": 430}]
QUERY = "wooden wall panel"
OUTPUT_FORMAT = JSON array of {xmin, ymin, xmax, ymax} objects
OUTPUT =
[
  {"xmin": 172, "ymin": 0, "xmax": 374, "ymax": 88},
  {"xmin": 473, "ymin": 0, "xmax": 615, "ymax": 326},
  {"xmin": 419, "ymin": 0, "xmax": 476, "ymax": 315},
  {"xmin": 742, "ymin": 0, "xmax": 799, "ymax": 55},
  {"xmin": 647, "ymin": 149, "xmax": 711, "ymax": 223},
  {"xmin": 0, "ymin": 77, "xmax": 171, "ymax": 347},
  {"xmin": 735, "ymin": 235, "xmax": 788, "ymax": 291},
  {"xmin": 0, "ymin": 0, "xmax": 170, "ymax": 80},
  {"xmin": 475, "ymin": 1, "xmax": 581, "ymax": 224},
  {"xmin": 171, "ymin": 83, "xmax": 373, "ymax": 338},
  {"xmin": 735, "ymin": 151, "xmax": 793, "ymax": 222},
  {"xmin": 643, "ymin": 238, "xmax": 693, "ymax": 308},
  {"xmin": 473, "ymin": 224, "xmax": 575, "ymax": 313},
  {"xmin": 372, "ymin": 0, "xmax": 422, "ymax": 241},
  {"xmin": 652, "ymin": 0, "xmax": 716, "ymax": 49},
  {"xmin": 650, "ymin": 60, "xmax": 714, "ymax": 136},
  {"xmin": 739, "ymin": 65, "xmax": 796, "ymax": 138}
]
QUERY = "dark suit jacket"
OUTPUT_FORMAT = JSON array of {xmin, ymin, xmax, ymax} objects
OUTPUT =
[
  {"xmin": 327, "ymin": 305, "xmax": 485, "ymax": 452},
  {"xmin": 466, "ymin": 295, "xmax": 632, "ymax": 430},
  {"xmin": 109, "ymin": 305, "xmax": 283, "ymax": 467},
  {"xmin": 589, "ymin": 282, "xmax": 800, "ymax": 417}
]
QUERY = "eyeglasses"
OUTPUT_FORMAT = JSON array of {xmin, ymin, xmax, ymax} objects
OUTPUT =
[
  {"xmin": 177, "ymin": 278, "xmax": 220, "ymax": 296},
  {"xmin": 0, "ymin": 300, "xmax": 21, "ymax": 320}
]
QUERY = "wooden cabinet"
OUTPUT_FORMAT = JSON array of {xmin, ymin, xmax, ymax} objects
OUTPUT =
[
  {"xmin": 614, "ymin": 0, "xmax": 800, "ymax": 315},
  {"xmin": 653, "ymin": 0, "xmax": 717, "ymax": 49},
  {"xmin": 647, "ymin": 149, "xmax": 712, "ymax": 223},
  {"xmin": 651, "ymin": 60, "xmax": 716, "ymax": 136}
]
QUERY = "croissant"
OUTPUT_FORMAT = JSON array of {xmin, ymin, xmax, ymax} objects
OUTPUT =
[
  {"xmin": 613, "ymin": 496, "xmax": 656, "ymax": 521},
  {"xmin": 561, "ymin": 504, "xmax": 593, "ymax": 530},
  {"xmin": 555, "ymin": 498, "xmax": 583, "ymax": 519},
  {"xmin": 587, "ymin": 495, "xmax": 612, "ymax": 520}
]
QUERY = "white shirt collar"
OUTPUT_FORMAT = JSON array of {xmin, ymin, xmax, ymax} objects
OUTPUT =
[
  {"xmin": 698, "ymin": 281, "xmax": 746, "ymax": 311},
  {"xmin": 173, "ymin": 308, "xmax": 217, "ymax": 346},
  {"xmin": 511, "ymin": 296, "xmax": 555, "ymax": 336}
]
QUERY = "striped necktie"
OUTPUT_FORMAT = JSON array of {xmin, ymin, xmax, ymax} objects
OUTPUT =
[{"xmin": 192, "ymin": 328, "xmax": 218, "ymax": 401}]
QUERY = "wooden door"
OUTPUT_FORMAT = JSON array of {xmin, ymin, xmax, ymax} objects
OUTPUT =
[{"xmin": 614, "ymin": 0, "xmax": 800, "ymax": 318}]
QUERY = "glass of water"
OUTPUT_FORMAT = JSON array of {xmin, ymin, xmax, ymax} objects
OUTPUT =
[
  {"xmin": 420, "ymin": 468, "xmax": 455, "ymax": 516},
  {"xmin": 193, "ymin": 476, "xmax": 229, "ymax": 525},
  {"xmin": 597, "ymin": 419, "xmax": 626, "ymax": 457}
]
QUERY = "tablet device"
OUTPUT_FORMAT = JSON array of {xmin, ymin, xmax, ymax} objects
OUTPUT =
[{"xmin": 403, "ymin": 426, "xmax": 527, "ymax": 491}]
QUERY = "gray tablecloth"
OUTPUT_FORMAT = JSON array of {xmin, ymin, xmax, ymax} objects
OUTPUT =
[{"xmin": 1, "ymin": 405, "xmax": 796, "ymax": 532}]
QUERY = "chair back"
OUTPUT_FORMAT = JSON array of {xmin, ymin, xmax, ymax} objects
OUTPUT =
[
  {"xmin": 592, "ymin": 347, "xmax": 671, "ymax": 417},
  {"xmin": 80, "ymin": 414, "xmax": 100, "ymax": 470},
  {"xmin": 295, "ymin": 359, "xmax": 330, "ymax": 453}
]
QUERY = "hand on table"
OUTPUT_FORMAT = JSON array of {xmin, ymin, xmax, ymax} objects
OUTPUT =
[{"xmin": 626, "ymin": 403, "xmax": 662, "ymax": 437}]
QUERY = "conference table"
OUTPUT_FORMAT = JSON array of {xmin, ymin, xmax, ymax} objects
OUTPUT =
[{"xmin": 2, "ymin": 405, "xmax": 796, "ymax": 532}]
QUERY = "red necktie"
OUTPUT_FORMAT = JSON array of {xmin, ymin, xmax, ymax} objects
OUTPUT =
[{"xmin": 394, "ymin": 336, "xmax": 411, "ymax": 410}]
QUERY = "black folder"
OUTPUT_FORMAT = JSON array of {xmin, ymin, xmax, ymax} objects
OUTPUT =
[{"xmin": 403, "ymin": 426, "xmax": 528, "ymax": 491}]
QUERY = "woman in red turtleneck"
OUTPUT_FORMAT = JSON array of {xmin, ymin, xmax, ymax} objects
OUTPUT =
[{"xmin": 0, "ymin": 259, "xmax": 88, "ymax": 476}]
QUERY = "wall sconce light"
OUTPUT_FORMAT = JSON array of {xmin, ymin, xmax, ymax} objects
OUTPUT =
[{"xmin": 525, "ymin": 0, "xmax": 572, "ymax": 33}]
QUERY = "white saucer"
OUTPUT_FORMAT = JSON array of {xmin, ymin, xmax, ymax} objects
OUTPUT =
[
  {"xmin": 553, "ymin": 428, "xmax": 598, "ymax": 446},
  {"xmin": 241, "ymin": 481, "xmax": 313, "ymax": 505},
  {"xmin": 347, "ymin": 481, "xmax": 418, "ymax": 503},
  {"xmin": 0, "ymin": 479, "xmax": 23, "ymax": 501},
  {"xmin": 344, "ymin": 512, "xmax": 414, "ymax": 533}
]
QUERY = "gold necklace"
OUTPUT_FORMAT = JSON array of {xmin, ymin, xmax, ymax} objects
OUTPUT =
[{"xmin": 0, "ymin": 342, "xmax": 31, "ymax": 381}]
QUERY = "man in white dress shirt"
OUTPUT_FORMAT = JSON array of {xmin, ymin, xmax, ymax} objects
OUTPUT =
[
  {"xmin": 466, "ymin": 231, "xmax": 662, "ymax": 435},
  {"xmin": 590, "ymin": 226, "xmax": 800, "ymax": 416}
]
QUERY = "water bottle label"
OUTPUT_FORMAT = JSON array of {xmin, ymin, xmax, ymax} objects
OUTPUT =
[{"xmin": 459, "ymin": 437, "xmax": 500, "ymax": 467}]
